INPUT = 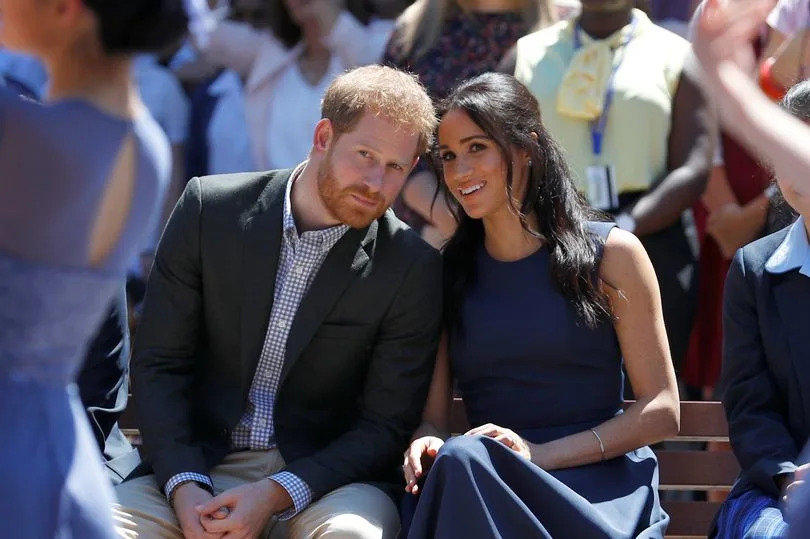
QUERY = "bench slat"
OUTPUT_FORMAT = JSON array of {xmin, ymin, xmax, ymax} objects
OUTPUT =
[
  {"xmin": 658, "ymin": 450, "xmax": 739, "ymax": 490},
  {"xmin": 675, "ymin": 402, "xmax": 729, "ymax": 441},
  {"xmin": 662, "ymin": 500, "xmax": 721, "ymax": 538}
]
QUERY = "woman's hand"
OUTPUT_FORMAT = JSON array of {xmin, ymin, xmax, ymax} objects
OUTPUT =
[
  {"xmin": 465, "ymin": 424, "xmax": 532, "ymax": 461},
  {"xmin": 403, "ymin": 436, "xmax": 445, "ymax": 494}
]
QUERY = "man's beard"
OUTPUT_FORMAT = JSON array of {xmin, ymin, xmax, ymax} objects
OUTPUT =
[{"xmin": 317, "ymin": 155, "xmax": 388, "ymax": 229}]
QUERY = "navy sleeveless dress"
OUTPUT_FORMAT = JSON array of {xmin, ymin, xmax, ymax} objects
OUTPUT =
[
  {"xmin": 0, "ymin": 88, "xmax": 170, "ymax": 538},
  {"xmin": 408, "ymin": 222, "xmax": 668, "ymax": 538}
]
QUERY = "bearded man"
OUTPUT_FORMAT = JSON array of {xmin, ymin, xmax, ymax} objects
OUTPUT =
[{"xmin": 114, "ymin": 65, "xmax": 441, "ymax": 539}]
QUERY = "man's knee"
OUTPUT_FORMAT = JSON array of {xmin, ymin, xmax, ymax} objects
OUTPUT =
[
  {"xmin": 286, "ymin": 484, "xmax": 400, "ymax": 539},
  {"xmin": 311, "ymin": 513, "xmax": 394, "ymax": 538},
  {"xmin": 112, "ymin": 475, "xmax": 181, "ymax": 538}
]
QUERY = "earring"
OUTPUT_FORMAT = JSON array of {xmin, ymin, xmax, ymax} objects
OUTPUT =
[{"xmin": 528, "ymin": 159, "xmax": 532, "ymax": 167}]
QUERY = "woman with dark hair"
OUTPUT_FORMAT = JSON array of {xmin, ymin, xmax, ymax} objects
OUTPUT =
[
  {"xmin": 402, "ymin": 72, "xmax": 679, "ymax": 538},
  {"xmin": 383, "ymin": 0, "xmax": 555, "ymax": 247},
  {"xmin": 0, "ymin": 0, "xmax": 187, "ymax": 537}
]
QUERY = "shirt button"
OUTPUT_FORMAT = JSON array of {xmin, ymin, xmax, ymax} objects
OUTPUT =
[
  {"xmin": 277, "ymin": 319, "xmax": 287, "ymax": 329},
  {"xmin": 295, "ymin": 266, "xmax": 305, "ymax": 276},
  {"xmin": 256, "ymin": 418, "xmax": 267, "ymax": 428}
]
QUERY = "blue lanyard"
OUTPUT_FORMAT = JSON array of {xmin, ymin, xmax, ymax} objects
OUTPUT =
[{"xmin": 573, "ymin": 15, "xmax": 637, "ymax": 156}]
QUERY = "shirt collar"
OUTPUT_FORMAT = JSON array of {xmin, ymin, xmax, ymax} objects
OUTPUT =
[
  {"xmin": 282, "ymin": 162, "xmax": 349, "ymax": 253},
  {"xmin": 765, "ymin": 216, "xmax": 810, "ymax": 278}
]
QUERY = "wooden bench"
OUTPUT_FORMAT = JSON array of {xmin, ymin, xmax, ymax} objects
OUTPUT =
[{"xmin": 120, "ymin": 398, "xmax": 737, "ymax": 538}]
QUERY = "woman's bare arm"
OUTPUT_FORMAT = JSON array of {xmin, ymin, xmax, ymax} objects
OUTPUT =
[{"xmin": 528, "ymin": 229, "xmax": 680, "ymax": 470}]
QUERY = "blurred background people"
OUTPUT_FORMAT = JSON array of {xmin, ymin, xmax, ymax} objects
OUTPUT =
[
  {"xmin": 683, "ymin": 0, "xmax": 775, "ymax": 400},
  {"xmin": 190, "ymin": 0, "xmax": 397, "ymax": 172},
  {"xmin": 0, "ymin": 0, "xmax": 187, "ymax": 536},
  {"xmin": 761, "ymin": 0, "xmax": 810, "ymax": 98}
]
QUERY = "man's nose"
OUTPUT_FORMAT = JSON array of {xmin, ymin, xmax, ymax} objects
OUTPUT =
[{"xmin": 364, "ymin": 168, "xmax": 385, "ymax": 193}]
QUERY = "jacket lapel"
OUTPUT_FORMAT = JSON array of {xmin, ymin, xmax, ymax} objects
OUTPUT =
[
  {"xmin": 772, "ymin": 271, "xmax": 810, "ymax": 427},
  {"xmin": 280, "ymin": 219, "xmax": 378, "ymax": 383},
  {"xmin": 239, "ymin": 170, "xmax": 290, "ymax": 392}
]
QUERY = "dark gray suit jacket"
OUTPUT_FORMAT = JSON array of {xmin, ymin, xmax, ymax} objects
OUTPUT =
[
  {"xmin": 721, "ymin": 227, "xmax": 810, "ymax": 499},
  {"xmin": 129, "ymin": 168, "xmax": 442, "ymax": 501}
]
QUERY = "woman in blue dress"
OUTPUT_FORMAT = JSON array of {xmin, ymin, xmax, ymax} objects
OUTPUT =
[
  {"xmin": 0, "ymin": 1, "xmax": 187, "ymax": 537},
  {"xmin": 402, "ymin": 73, "xmax": 680, "ymax": 538}
]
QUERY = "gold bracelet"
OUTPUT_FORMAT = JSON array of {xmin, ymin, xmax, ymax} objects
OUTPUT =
[{"xmin": 590, "ymin": 428, "xmax": 606, "ymax": 461}]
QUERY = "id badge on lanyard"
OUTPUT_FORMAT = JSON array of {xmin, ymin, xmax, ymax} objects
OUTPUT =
[{"xmin": 577, "ymin": 15, "xmax": 637, "ymax": 211}]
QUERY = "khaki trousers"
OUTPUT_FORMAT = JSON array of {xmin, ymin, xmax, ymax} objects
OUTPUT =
[{"xmin": 113, "ymin": 450, "xmax": 400, "ymax": 538}]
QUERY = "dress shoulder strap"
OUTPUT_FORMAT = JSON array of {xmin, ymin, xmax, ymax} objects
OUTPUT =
[
  {"xmin": 585, "ymin": 220, "xmax": 616, "ymax": 241},
  {"xmin": 585, "ymin": 221, "xmax": 615, "ymax": 261}
]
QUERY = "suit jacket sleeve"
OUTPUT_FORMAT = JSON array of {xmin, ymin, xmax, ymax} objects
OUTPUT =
[
  {"xmin": 131, "ymin": 177, "xmax": 209, "ymax": 488},
  {"xmin": 721, "ymin": 248, "xmax": 798, "ymax": 497},
  {"xmin": 282, "ymin": 245, "xmax": 443, "ymax": 499}
]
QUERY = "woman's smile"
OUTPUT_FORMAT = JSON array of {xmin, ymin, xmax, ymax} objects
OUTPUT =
[{"xmin": 458, "ymin": 181, "xmax": 487, "ymax": 197}]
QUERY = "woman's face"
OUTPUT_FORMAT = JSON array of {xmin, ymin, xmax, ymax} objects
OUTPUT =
[
  {"xmin": 282, "ymin": 0, "xmax": 316, "ymax": 26},
  {"xmin": 437, "ymin": 108, "xmax": 529, "ymax": 220}
]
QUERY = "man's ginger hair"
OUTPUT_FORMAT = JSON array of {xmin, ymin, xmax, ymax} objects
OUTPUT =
[{"xmin": 321, "ymin": 65, "xmax": 436, "ymax": 155}]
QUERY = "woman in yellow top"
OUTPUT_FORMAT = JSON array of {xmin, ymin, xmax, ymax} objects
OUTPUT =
[{"xmin": 500, "ymin": 0, "xmax": 713, "ymax": 375}]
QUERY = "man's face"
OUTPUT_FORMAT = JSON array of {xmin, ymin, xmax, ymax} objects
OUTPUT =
[{"xmin": 314, "ymin": 112, "xmax": 419, "ymax": 229}]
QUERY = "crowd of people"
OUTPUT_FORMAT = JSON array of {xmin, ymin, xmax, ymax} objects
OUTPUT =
[{"xmin": 2, "ymin": 0, "xmax": 810, "ymax": 537}]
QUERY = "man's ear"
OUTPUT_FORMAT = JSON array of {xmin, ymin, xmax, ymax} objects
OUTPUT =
[
  {"xmin": 409, "ymin": 155, "xmax": 421, "ymax": 174},
  {"xmin": 312, "ymin": 118, "xmax": 334, "ymax": 154}
]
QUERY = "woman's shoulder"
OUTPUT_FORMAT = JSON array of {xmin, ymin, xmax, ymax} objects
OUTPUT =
[{"xmin": 597, "ymin": 226, "xmax": 652, "ymax": 285}]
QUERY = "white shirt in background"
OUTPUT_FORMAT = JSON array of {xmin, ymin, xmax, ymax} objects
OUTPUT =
[
  {"xmin": 266, "ymin": 56, "xmax": 342, "ymax": 170},
  {"xmin": 193, "ymin": 7, "xmax": 395, "ymax": 170},
  {"xmin": 767, "ymin": 0, "xmax": 810, "ymax": 36}
]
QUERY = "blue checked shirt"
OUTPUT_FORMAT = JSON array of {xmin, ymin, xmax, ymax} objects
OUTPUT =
[{"xmin": 165, "ymin": 165, "xmax": 349, "ymax": 519}]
